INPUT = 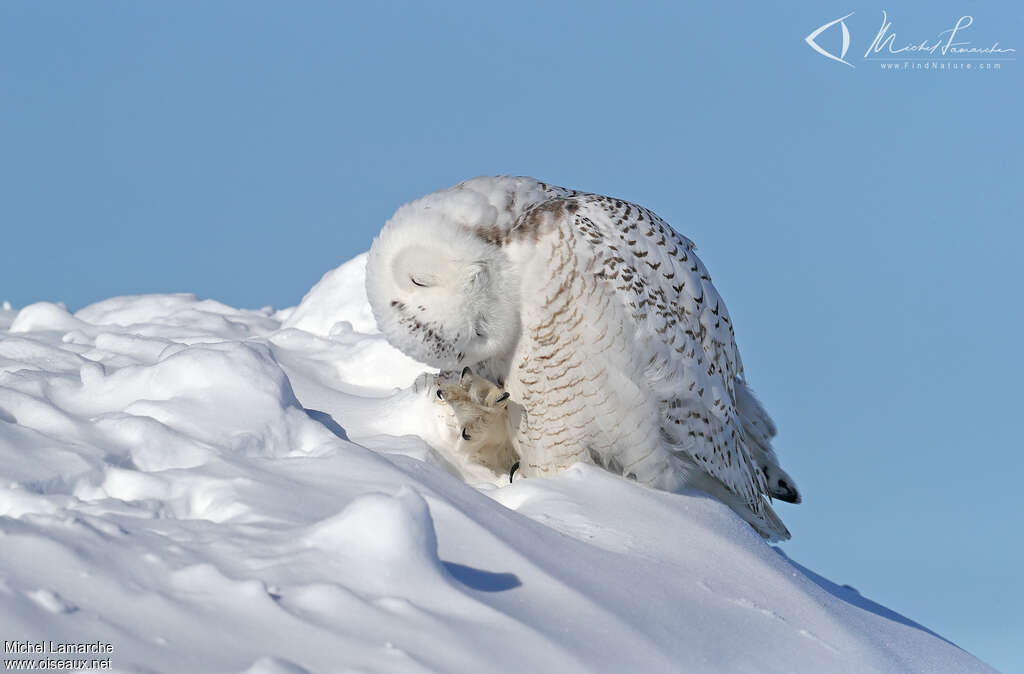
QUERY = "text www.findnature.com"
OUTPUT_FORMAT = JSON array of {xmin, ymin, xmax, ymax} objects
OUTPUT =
[{"xmin": 878, "ymin": 61, "xmax": 1003, "ymax": 70}]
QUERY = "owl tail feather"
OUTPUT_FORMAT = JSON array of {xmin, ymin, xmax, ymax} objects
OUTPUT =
[{"xmin": 750, "ymin": 501, "xmax": 791, "ymax": 542}]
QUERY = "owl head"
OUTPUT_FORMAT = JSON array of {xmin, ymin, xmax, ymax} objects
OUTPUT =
[{"xmin": 365, "ymin": 190, "xmax": 521, "ymax": 371}]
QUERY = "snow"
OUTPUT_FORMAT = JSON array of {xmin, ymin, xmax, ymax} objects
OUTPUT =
[{"xmin": 0, "ymin": 258, "xmax": 994, "ymax": 674}]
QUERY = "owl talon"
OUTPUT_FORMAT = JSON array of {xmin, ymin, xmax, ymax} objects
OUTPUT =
[
  {"xmin": 461, "ymin": 427, "xmax": 471, "ymax": 441},
  {"xmin": 461, "ymin": 366, "xmax": 472, "ymax": 382},
  {"xmin": 509, "ymin": 461, "xmax": 520, "ymax": 483},
  {"xmin": 495, "ymin": 391, "xmax": 510, "ymax": 404}
]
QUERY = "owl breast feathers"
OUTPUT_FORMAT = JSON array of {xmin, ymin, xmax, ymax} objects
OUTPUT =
[{"xmin": 365, "ymin": 176, "xmax": 801, "ymax": 540}]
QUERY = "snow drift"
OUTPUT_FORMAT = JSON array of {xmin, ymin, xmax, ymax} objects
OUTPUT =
[{"xmin": 0, "ymin": 256, "xmax": 994, "ymax": 673}]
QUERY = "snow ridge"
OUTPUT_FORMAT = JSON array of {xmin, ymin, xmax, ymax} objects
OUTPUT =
[{"xmin": 0, "ymin": 257, "xmax": 994, "ymax": 673}]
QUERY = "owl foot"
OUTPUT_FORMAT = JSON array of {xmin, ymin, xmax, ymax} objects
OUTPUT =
[
  {"xmin": 430, "ymin": 368, "xmax": 519, "ymax": 475},
  {"xmin": 437, "ymin": 367, "xmax": 512, "ymax": 426}
]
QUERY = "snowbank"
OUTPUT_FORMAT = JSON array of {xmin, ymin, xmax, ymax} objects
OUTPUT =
[{"xmin": 0, "ymin": 257, "xmax": 994, "ymax": 673}]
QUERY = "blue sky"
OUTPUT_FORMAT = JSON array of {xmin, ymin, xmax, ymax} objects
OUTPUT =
[{"xmin": 2, "ymin": 1, "xmax": 1021, "ymax": 670}]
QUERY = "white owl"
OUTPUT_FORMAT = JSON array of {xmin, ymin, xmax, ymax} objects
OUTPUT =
[{"xmin": 365, "ymin": 176, "xmax": 800, "ymax": 540}]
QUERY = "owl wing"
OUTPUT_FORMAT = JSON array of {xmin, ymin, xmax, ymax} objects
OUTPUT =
[{"xmin": 513, "ymin": 192, "xmax": 779, "ymax": 533}]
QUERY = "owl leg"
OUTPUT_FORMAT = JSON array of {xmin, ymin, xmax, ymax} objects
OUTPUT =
[{"xmin": 430, "ymin": 368, "xmax": 519, "ymax": 476}]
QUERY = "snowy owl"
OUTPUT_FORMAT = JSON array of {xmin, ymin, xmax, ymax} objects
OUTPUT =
[{"xmin": 365, "ymin": 176, "xmax": 801, "ymax": 540}]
